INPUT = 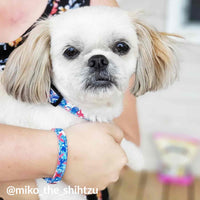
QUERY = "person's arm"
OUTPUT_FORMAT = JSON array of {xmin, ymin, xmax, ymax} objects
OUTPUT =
[
  {"xmin": 114, "ymin": 76, "xmax": 140, "ymax": 145},
  {"xmin": 0, "ymin": 124, "xmax": 58, "ymax": 181},
  {"xmin": 90, "ymin": 0, "xmax": 118, "ymax": 6},
  {"xmin": 0, "ymin": 125, "xmax": 56, "ymax": 200},
  {"xmin": 0, "ymin": 123, "xmax": 127, "ymax": 199},
  {"xmin": 0, "ymin": 123, "xmax": 126, "ymax": 184}
]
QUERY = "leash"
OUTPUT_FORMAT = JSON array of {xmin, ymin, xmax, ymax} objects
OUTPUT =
[{"xmin": 49, "ymin": 84, "xmax": 109, "ymax": 200}]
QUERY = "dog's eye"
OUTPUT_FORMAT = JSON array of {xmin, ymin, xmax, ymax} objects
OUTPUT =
[
  {"xmin": 112, "ymin": 42, "xmax": 130, "ymax": 55},
  {"xmin": 63, "ymin": 46, "xmax": 80, "ymax": 59}
]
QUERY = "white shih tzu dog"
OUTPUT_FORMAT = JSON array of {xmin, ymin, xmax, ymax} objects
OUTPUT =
[{"xmin": 0, "ymin": 6, "xmax": 178, "ymax": 200}]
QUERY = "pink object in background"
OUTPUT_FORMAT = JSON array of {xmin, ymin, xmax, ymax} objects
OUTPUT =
[
  {"xmin": 154, "ymin": 133, "xmax": 200, "ymax": 186},
  {"xmin": 158, "ymin": 173, "xmax": 193, "ymax": 186}
]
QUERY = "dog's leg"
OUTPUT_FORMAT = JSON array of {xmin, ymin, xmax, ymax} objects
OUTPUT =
[{"xmin": 121, "ymin": 139, "xmax": 144, "ymax": 171}]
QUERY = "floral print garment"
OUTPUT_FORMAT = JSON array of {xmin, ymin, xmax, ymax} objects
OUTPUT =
[{"xmin": 0, "ymin": 0, "xmax": 90, "ymax": 71}]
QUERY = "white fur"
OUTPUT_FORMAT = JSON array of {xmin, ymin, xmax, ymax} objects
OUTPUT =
[
  {"xmin": 0, "ymin": 6, "xmax": 178, "ymax": 200},
  {"xmin": 49, "ymin": 7, "xmax": 138, "ymax": 122}
]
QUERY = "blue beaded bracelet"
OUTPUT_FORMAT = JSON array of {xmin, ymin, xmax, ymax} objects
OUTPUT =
[{"xmin": 44, "ymin": 128, "xmax": 68, "ymax": 184}]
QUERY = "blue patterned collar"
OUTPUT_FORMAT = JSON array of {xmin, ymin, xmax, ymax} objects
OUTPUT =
[{"xmin": 49, "ymin": 84, "xmax": 86, "ymax": 119}]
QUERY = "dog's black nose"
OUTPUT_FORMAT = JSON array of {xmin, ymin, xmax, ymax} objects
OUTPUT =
[{"xmin": 88, "ymin": 55, "xmax": 109, "ymax": 70}]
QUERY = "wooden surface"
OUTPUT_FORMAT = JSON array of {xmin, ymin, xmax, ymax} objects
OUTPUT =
[{"xmin": 109, "ymin": 167, "xmax": 200, "ymax": 200}]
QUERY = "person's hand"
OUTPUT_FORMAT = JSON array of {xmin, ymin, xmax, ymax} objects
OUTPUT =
[{"xmin": 63, "ymin": 122, "xmax": 127, "ymax": 190}]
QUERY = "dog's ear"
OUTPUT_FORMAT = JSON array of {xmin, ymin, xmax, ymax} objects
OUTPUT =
[
  {"xmin": 131, "ymin": 17, "xmax": 178, "ymax": 96},
  {"xmin": 2, "ymin": 20, "xmax": 51, "ymax": 103}
]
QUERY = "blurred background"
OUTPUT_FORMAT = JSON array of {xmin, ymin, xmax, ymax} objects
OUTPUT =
[{"xmin": 109, "ymin": 0, "xmax": 200, "ymax": 199}]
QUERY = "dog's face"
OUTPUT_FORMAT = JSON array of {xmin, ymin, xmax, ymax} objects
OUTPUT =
[
  {"xmin": 3, "ymin": 6, "xmax": 178, "ymax": 107},
  {"xmin": 50, "ymin": 7, "xmax": 138, "ymax": 103}
]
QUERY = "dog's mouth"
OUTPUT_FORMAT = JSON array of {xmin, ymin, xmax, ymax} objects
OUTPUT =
[
  {"xmin": 93, "ymin": 78, "xmax": 114, "ymax": 87},
  {"xmin": 85, "ymin": 73, "xmax": 117, "ymax": 90}
]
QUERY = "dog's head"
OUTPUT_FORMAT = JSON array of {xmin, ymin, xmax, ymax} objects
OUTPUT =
[{"xmin": 3, "ymin": 7, "xmax": 178, "ymax": 107}]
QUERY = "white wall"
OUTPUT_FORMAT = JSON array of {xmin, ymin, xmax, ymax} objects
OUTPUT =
[{"xmin": 117, "ymin": 0, "xmax": 200, "ymax": 175}]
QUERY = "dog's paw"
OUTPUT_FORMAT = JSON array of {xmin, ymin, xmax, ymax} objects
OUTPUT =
[{"xmin": 121, "ymin": 139, "xmax": 144, "ymax": 171}]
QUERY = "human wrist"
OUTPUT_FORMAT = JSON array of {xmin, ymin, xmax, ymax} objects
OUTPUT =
[
  {"xmin": 39, "ymin": 130, "xmax": 58, "ymax": 178},
  {"xmin": 0, "ymin": 125, "xmax": 59, "ymax": 181}
]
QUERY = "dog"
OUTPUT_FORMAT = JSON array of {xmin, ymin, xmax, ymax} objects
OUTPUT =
[{"xmin": 0, "ymin": 6, "xmax": 178, "ymax": 200}]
